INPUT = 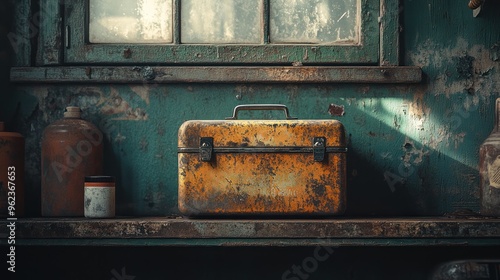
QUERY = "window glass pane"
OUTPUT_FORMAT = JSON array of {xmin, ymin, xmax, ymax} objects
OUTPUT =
[
  {"xmin": 270, "ymin": 0, "xmax": 359, "ymax": 44},
  {"xmin": 89, "ymin": 0, "xmax": 172, "ymax": 44},
  {"xmin": 181, "ymin": 0, "xmax": 263, "ymax": 44}
]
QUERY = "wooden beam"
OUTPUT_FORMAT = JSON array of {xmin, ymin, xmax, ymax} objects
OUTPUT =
[
  {"xmin": 10, "ymin": 66, "xmax": 422, "ymax": 84},
  {"xmin": 1, "ymin": 217, "xmax": 499, "ymax": 240}
]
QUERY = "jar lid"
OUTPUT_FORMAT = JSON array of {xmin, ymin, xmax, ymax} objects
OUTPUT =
[{"xmin": 85, "ymin": 176, "xmax": 115, "ymax": 183}]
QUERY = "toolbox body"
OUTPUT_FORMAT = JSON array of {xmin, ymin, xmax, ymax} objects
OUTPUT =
[{"xmin": 178, "ymin": 105, "xmax": 347, "ymax": 216}]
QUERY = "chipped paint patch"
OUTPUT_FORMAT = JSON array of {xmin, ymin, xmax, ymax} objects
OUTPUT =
[
  {"xmin": 452, "ymin": 132, "xmax": 467, "ymax": 149},
  {"xmin": 402, "ymin": 138, "xmax": 429, "ymax": 167},
  {"xmin": 456, "ymin": 55, "xmax": 474, "ymax": 79},
  {"xmin": 425, "ymin": 127, "xmax": 449, "ymax": 150},
  {"xmin": 234, "ymin": 85, "xmax": 255, "ymax": 95},
  {"xmin": 114, "ymin": 132, "xmax": 126, "ymax": 144},
  {"xmin": 100, "ymin": 87, "xmax": 148, "ymax": 121},
  {"xmin": 31, "ymin": 87, "xmax": 50, "ymax": 121},
  {"xmin": 328, "ymin": 103, "xmax": 345, "ymax": 116},
  {"xmin": 409, "ymin": 91, "xmax": 430, "ymax": 120},
  {"xmin": 129, "ymin": 85, "xmax": 151, "ymax": 105}
]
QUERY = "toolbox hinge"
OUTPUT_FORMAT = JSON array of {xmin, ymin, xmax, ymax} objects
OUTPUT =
[
  {"xmin": 200, "ymin": 137, "xmax": 214, "ymax": 162},
  {"xmin": 313, "ymin": 137, "xmax": 326, "ymax": 162}
]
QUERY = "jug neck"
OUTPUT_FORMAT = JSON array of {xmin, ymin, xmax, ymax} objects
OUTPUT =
[{"xmin": 64, "ymin": 106, "xmax": 82, "ymax": 119}]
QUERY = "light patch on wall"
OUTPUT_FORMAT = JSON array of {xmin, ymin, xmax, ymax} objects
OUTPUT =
[
  {"xmin": 426, "ymin": 126, "xmax": 466, "ymax": 151},
  {"xmin": 409, "ymin": 91, "xmax": 430, "ymax": 120},
  {"xmin": 426, "ymin": 127, "xmax": 450, "ymax": 150},
  {"xmin": 356, "ymin": 97, "xmax": 472, "ymax": 168},
  {"xmin": 129, "ymin": 85, "xmax": 151, "ymax": 105},
  {"xmin": 32, "ymin": 87, "xmax": 49, "ymax": 121},
  {"xmin": 74, "ymin": 87, "xmax": 107, "ymax": 109},
  {"xmin": 234, "ymin": 85, "xmax": 256, "ymax": 95},
  {"xmin": 380, "ymin": 98, "xmax": 426, "ymax": 132}
]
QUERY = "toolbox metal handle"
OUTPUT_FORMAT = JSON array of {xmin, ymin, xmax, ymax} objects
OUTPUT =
[{"xmin": 225, "ymin": 104, "xmax": 298, "ymax": 120}]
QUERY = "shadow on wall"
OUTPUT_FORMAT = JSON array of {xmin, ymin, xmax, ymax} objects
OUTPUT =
[
  {"xmin": 0, "ymin": 1, "xmax": 13, "ymax": 86},
  {"xmin": 343, "ymin": 91, "xmax": 487, "ymax": 216}
]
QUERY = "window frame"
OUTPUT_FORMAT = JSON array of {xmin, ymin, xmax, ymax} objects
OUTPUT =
[{"xmin": 62, "ymin": 0, "xmax": 380, "ymax": 65}]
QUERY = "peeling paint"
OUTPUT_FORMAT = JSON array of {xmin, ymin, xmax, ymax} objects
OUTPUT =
[
  {"xmin": 402, "ymin": 138, "xmax": 428, "ymax": 167},
  {"xmin": 114, "ymin": 132, "xmax": 126, "ymax": 144},
  {"xmin": 101, "ymin": 88, "xmax": 130, "ymax": 116},
  {"xmin": 426, "ymin": 127, "xmax": 449, "ymax": 150},
  {"xmin": 491, "ymin": 43, "xmax": 500, "ymax": 61},
  {"xmin": 409, "ymin": 92, "xmax": 430, "ymax": 121},
  {"xmin": 328, "ymin": 103, "xmax": 345, "ymax": 116},
  {"xmin": 31, "ymin": 87, "xmax": 50, "ymax": 122},
  {"xmin": 408, "ymin": 37, "xmax": 500, "ymax": 104},
  {"xmin": 452, "ymin": 132, "xmax": 467, "ymax": 149},
  {"xmin": 456, "ymin": 55, "xmax": 475, "ymax": 79},
  {"xmin": 234, "ymin": 85, "xmax": 256, "ymax": 96},
  {"xmin": 100, "ymin": 87, "xmax": 148, "ymax": 121}
]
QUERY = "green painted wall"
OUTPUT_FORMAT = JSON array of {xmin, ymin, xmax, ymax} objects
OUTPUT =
[{"xmin": 2, "ymin": 0, "xmax": 500, "ymax": 217}]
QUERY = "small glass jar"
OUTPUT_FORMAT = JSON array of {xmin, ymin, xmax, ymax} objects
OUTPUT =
[{"xmin": 84, "ymin": 176, "xmax": 115, "ymax": 218}]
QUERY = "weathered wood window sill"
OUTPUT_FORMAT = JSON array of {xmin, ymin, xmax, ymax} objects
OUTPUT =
[
  {"xmin": 10, "ymin": 66, "xmax": 422, "ymax": 84},
  {"xmin": 1, "ymin": 217, "xmax": 499, "ymax": 246}
]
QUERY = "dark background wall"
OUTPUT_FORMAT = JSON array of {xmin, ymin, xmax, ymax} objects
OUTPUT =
[
  {"xmin": 1, "ymin": 1, "xmax": 499, "ymax": 279},
  {"xmin": 3, "ymin": 0, "xmax": 500, "ymax": 217}
]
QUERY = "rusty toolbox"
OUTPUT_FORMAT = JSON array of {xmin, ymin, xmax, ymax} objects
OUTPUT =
[{"xmin": 178, "ymin": 104, "xmax": 347, "ymax": 216}]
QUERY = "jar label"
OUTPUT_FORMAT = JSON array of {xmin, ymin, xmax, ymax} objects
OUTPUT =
[
  {"xmin": 487, "ymin": 156, "xmax": 500, "ymax": 189},
  {"xmin": 84, "ymin": 187, "xmax": 115, "ymax": 218}
]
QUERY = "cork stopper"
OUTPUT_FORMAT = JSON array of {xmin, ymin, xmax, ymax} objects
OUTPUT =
[
  {"xmin": 63, "ymin": 106, "xmax": 82, "ymax": 119},
  {"xmin": 0, "ymin": 122, "xmax": 4, "ymax": 132}
]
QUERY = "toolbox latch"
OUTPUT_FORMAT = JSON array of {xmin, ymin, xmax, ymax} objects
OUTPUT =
[
  {"xmin": 200, "ymin": 137, "xmax": 214, "ymax": 162},
  {"xmin": 313, "ymin": 137, "xmax": 326, "ymax": 162}
]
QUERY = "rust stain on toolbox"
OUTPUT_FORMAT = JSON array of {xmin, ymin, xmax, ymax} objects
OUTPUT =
[{"xmin": 178, "ymin": 105, "xmax": 347, "ymax": 216}]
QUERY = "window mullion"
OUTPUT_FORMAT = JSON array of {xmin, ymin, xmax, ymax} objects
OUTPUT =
[
  {"xmin": 173, "ymin": 0, "xmax": 181, "ymax": 44},
  {"xmin": 263, "ymin": 0, "xmax": 270, "ymax": 44}
]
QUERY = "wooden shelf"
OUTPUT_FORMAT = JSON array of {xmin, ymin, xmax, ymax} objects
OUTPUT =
[
  {"xmin": 1, "ymin": 217, "xmax": 500, "ymax": 247},
  {"xmin": 10, "ymin": 66, "xmax": 422, "ymax": 84}
]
